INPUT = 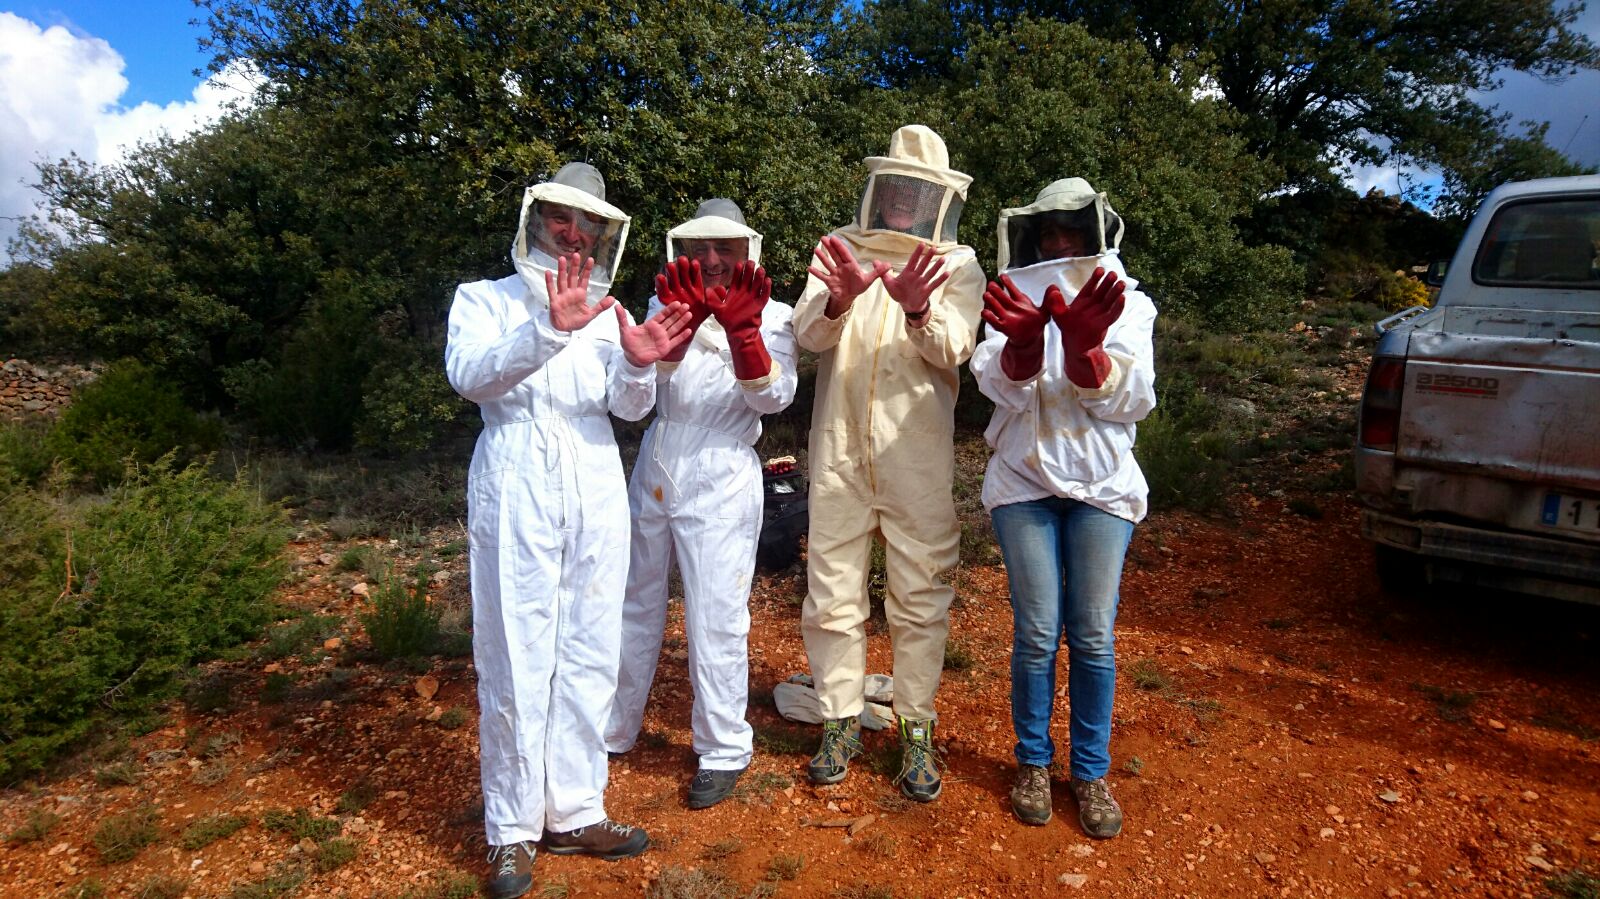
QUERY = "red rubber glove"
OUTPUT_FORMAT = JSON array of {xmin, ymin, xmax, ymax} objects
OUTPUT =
[
  {"xmin": 655, "ymin": 256, "xmax": 713, "ymax": 363},
  {"xmin": 982, "ymin": 275, "xmax": 1050, "ymax": 381},
  {"xmin": 1043, "ymin": 266, "xmax": 1126, "ymax": 389},
  {"xmin": 705, "ymin": 260, "xmax": 773, "ymax": 382}
]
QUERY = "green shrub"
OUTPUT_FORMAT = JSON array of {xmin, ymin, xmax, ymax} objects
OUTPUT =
[
  {"xmin": 0, "ymin": 417, "xmax": 54, "ymax": 486},
  {"xmin": 135, "ymin": 874, "xmax": 188, "ymax": 899},
  {"xmin": 361, "ymin": 568, "xmax": 442, "ymax": 660},
  {"xmin": 93, "ymin": 804, "xmax": 160, "ymax": 862},
  {"xmin": 261, "ymin": 807, "xmax": 340, "ymax": 843},
  {"xmin": 0, "ymin": 461, "xmax": 287, "ymax": 783},
  {"xmin": 46, "ymin": 361, "xmax": 221, "ymax": 489},
  {"xmin": 178, "ymin": 814, "xmax": 250, "ymax": 850},
  {"xmin": 313, "ymin": 838, "xmax": 358, "ymax": 873},
  {"xmin": 7, "ymin": 808, "xmax": 62, "ymax": 843}
]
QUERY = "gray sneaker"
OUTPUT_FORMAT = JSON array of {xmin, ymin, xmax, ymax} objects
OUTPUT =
[
  {"xmin": 485, "ymin": 841, "xmax": 535, "ymax": 899},
  {"xmin": 894, "ymin": 717, "xmax": 941, "ymax": 802},
  {"xmin": 686, "ymin": 767, "xmax": 745, "ymax": 809},
  {"xmin": 807, "ymin": 716, "xmax": 862, "ymax": 785},
  {"xmin": 1069, "ymin": 776, "xmax": 1123, "ymax": 839},
  {"xmin": 1010, "ymin": 764, "xmax": 1052, "ymax": 825}
]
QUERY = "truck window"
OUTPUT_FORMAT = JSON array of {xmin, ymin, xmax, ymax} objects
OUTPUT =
[{"xmin": 1472, "ymin": 197, "xmax": 1600, "ymax": 289}]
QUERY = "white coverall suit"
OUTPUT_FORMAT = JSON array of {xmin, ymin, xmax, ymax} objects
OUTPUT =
[
  {"xmin": 606, "ymin": 276, "xmax": 798, "ymax": 771},
  {"xmin": 793, "ymin": 125, "xmax": 986, "ymax": 722},
  {"xmin": 445, "ymin": 172, "xmax": 652, "ymax": 846}
]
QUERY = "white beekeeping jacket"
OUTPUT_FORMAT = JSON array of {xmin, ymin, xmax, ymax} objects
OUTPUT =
[{"xmin": 972, "ymin": 179, "xmax": 1157, "ymax": 522}]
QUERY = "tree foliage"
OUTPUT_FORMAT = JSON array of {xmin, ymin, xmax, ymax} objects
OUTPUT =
[
  {"xmin": 845, "ymin": 0, "xmax": 1598, "ymax": 195},
  {"xmin": 11, "ymin": 0, "xmax": 1590, "ymax": 447}
]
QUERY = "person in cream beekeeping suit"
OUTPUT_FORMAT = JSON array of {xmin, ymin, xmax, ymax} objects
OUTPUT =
[
  {"xmin": 970, "ymin": 177, "xmax": 1157, "ymax": 840},
  {"xmin": 445, "ymin": 163, "xmax": 696, "ymax": 899},
  {"xmin": 605, "ymin": 199, "xmax": 798, "ymax": 810},
  {"xmin": 792, "ymin": 125, "xmax": 985, "ymax": 802}
]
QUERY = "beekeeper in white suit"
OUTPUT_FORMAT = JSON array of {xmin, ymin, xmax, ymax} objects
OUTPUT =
[
  {"xmin": 445, "ymin": 162, "xmax": 695, "ymax": 899},
  {"xmin": 793, "ymin": 125, "xmax": 986, "ymax": 802},
  {"xmin": 971, "ymin": 178, "xmax": 1157, "ymax": 840},
  {"xmin": 605, "ymin": 199, "xmax": 797, "ymax": 809}
]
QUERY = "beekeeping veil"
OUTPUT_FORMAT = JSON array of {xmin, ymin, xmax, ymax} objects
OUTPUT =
[
  {"xmin": 664, "ymin": 198, "xmax": 763, "ymax": 268},
  {"xmin": 512, "ymin": 162, "xmax": 631, "ymax": 305},
  {"xmin": 665, "ymin": 198, "xmax": 765, "ymax": 353},
  {"xmin": 995, "ymin": 177, "xmax": 1126, "ymax": 302},
  {"xmin": 836, "ymin": 125, "xmax": 973, "ymax": 263}
]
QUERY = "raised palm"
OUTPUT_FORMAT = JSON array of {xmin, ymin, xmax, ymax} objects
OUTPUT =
[
  {"xmin": 882, "ymin": 243, "xmax": 950, "ymax": 316},
  {"xmin": 544, "ymin": 253, "xmax": 615, "ymax": 332},
  {"xmin": 809, "ymin": 235, "xmax": 889, "ymax": 317},
  {"xmin": 618, "ymin": 303, "xmax": 694, "ymax": 367}
]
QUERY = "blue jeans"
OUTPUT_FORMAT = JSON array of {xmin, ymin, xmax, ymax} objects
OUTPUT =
[{"xmin": 990, "ymin": 497, "xmax": 1134, "ymax": 780}]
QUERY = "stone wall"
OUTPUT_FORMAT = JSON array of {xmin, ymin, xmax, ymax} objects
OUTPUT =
[{"xmin": 2, "ymin": 359, "xmax": 98, "ymax": 422}]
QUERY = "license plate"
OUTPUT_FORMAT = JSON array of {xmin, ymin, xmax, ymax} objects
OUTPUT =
[{"xmin": 1541, "ymin": 493, "xmax": 1600, "ymax": 533}]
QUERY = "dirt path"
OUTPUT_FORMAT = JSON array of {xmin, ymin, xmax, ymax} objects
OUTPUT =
[{"xmin": 3, "ymin": 483, "xmax": 1598, "ymax": 898}]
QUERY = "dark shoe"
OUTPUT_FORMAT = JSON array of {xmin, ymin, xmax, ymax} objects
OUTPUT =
[
  {"xmin": 686, "ymin": 767, "xmax": 745, "ymax": 809},
  {"xmin": 485, "ymin": 841, "xmax": 535, "ymax": 899},
  {"xmin": 1069, "ymin": 776, "xmax": 1123, "ymax": 838},
  {"xmin": 894, "ymin": 716, "xmax": 941, "ymax": 802},
  {"xmin": 1010, "ymin": 764, "xmax": 1052, "ymax": 825},
  {"xmin": 807, "ymin": 716, "xmax": 862, "ymax": 785},
  {"xmin": 542, "ymin": 818, "xmax": 649, "ymax": 860}
]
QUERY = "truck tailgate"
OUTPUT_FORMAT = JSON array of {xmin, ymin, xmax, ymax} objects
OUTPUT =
[{"xmin": 1398, "ymin": 327, "xmax": 1600, "ymax": 493}]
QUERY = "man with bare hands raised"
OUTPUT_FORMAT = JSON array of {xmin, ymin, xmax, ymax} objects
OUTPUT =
[
  {"xmin": 445, "ymin": 163, "xmax": 691, "ymax": 899},
  {"xmin": 792, "ymin": 126, "xmax": 985, "ymax": 803}
]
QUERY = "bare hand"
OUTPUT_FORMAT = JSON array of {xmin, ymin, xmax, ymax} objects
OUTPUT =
[
  {"xmin": 808, "ymin": 235, "xmax": 888, "ymax": 318},
  {"xmin": 618, "ymin": 302, "xmax": 694, "ymax": 367},
  {"xmin": 881, "ymin": 243, "xmax": 949, "ymax": 318},
  {"xmin": 545, "ymin": 253, "xmax": 616, "ymax": 332}
]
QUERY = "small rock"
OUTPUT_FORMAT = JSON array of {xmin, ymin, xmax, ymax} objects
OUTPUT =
[
  {"xmin": 1320, "ymin": 828, "xmax": 1336, "ymax": 839},
  {"xmin": 1487, "ymin": 719, "xmax": 1506, "ymax": 731},
  {"xmin": 1406, "ymin": 865, "xmax": 1421, "ymax": 877},
  {"xmin": 1254, "ymin": 852, "xmax": 1276, "ymax": 865},
  {"xmin": 1526, "ymin": 855, "xmax": 1555, "ymax": 873},
  {"xmin": 1520, "ymin": 790, "xmax": 1539, "ymax": 802},
  {"xmin": 847, "ymin": 815, "xmax": 875, "ymax": 836},
  {"xmin": 249, "ymin": 861, "xmax": 266, "ymax": 875},
  {"xmin": 1588, "ymin": 832, "xmax": 1600, "ymax": 845},
  {"xmin": 1326, "ymin": 805, "xmax": 1341, "ymax": 817},
  {"xmin": 47, "ymin": 843, "xmax": 70, "ymax": 856},
  {"xmin": 317, "ymin": 553, "xmax": 335, "ymax": 566},
  {"xmin": 1068, "ymin": 844, "xmax": 1094, "ymax": 857},
  {"xmin": 425, "ymin": 706, "xmax": 443, "ymax": 722},
  {"xmin": 1378, "ymin": 790, "xmax": 1400, "ymax": 803},
  {"xmin": 430, "ymin": 569, "xmax": 451, "ymax": 584},
  {"xmin": 991, "ymin": 841, "xmax": 1003, "ymax": 852},
  {"xmin": 298, "ymin": 837, "xmax": 317, "ymax": 853},
  {"xmin": 1058, "ymin": 873, "xmax": 1089, "ymax": 889},
  {"xmin": 351, "ymin": 583, "xmax": 370, "ymax": 597},
  {"xmin": 415, "ymin": 675, "xmax": 440, "ymax": 701},
  {"xmin": 669, "ymin": 649, "xmax": 688, "ymax": 662},
  {"xmin": 263, "ymin": 663, "xmax": 282, "ymax": 674},
  {"xmin": 1445, "ymin": 763, "xmax": 1457, "ymax": 773},
  {"xmin": 323, "ymin": 637, "xmax": 342, "ymax": 650},
  {"xmin": 1179, "ymin": 646, "xmax": 1193, "ymax": 655}
]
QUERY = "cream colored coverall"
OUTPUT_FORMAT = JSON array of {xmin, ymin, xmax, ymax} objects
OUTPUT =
[{"xmin": 793, "ymin": 128, "xmax": 985, "ymax": 722}]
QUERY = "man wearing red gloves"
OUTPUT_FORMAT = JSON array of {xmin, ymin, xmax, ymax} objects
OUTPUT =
[
  {"xmin": 970, "ymin": 178, "xmax": 1157, "ymax": 839},
  {"xmin": 606, "ymin": 200, "xmax": 797, "ymax": 809}
]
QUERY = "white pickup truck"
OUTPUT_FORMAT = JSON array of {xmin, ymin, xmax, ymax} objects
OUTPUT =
[{"xmin": 1354, "ymin": 175, "xmax": 1600, "ymax": 604}]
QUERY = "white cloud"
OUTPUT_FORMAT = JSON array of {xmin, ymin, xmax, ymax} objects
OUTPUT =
[{"xmin": 0, "ymin": 12, "xmax": 261, "ymax": 257}]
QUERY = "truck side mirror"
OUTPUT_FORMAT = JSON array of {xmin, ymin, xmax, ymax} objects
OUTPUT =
[{"xmin": 1424, "ymin": 259, "xmax": 1449, "ymax": 287}]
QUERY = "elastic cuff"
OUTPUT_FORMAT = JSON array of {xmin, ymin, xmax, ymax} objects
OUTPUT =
[
  {"xmin": 737, "ymin": 359, "xmax": 780, "ymax": 391},
  {"xmin": 655, "ymin": 359, "xmax": 681, "ymax": 376},
  {"xmin": 618, "ymin": 358, "xmax": 654, "ymax": 379},
  {"xmin": 1073, "ymin": 354, "xmax": 1123, "ymax": 399}
]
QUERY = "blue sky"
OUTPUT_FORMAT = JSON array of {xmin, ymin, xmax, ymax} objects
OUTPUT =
[{"xmin": 10, "ymin": 0, "xmax": 212, "ymax": 105}]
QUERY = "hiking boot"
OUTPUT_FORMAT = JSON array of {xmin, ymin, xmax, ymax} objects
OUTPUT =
[
  {"xmin": 542, "ymin": 818, "xmax": 649, "ymax": 860},
  {"xmin": 807, "ymin": 716, "xmax": 863, "ymax": 785},
  {"xmin": 1069, "ymin": 776, "xmax": 1123, "ymax": 839},
  {"xmin": 686, "ymin": 767, "xmax": 745, "ymax": 809},
  {"xmin": 1010, "ymin": 764, "xmax": 1052, "ymax": 825},
  {"xmin": 894, "ymin": 716, "xmax": 941, "ymax": 802},
  {"xmin": 484, "ymin": 841, "xmax": 535, "ymax": 899}
]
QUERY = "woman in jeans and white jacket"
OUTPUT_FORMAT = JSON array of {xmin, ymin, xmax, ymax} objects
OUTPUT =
[{"xmin": 969, "ymin": 178, "xmax": 1156, "ymax": 838}]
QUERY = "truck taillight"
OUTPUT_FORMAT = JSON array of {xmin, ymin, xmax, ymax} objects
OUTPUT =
[{"xmin": 1359, "ymin": 355, "xmax": 1406, "ymax": 451}]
